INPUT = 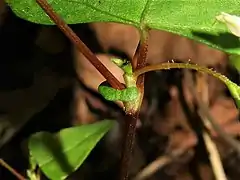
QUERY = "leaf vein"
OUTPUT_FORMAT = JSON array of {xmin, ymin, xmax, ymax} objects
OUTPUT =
[
  {"xmin": 140, "ymin": 0, "xmax": 151, "ymax": 28},
  {"xmin": 68, "ymin": 0, "xmax": 139, "ymax": 25}
]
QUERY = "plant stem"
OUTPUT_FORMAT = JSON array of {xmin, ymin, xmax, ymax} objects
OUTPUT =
[
  {"xmin": 134, "ymin": 62, "xmax": 240, "ymax": 152},
  {"xmin": 36, "ymin": 0, "xmax": 124, "ymax": 90},
  {"xmin": 135, "ymin": 37, "xmax": 148, "ymax": 88},
  {"xmin": 120, "ymin": 35, "xmax": 149, "ymax": 180},
  {"xmin": 131, "ymin": 42, "xmax": 140, "ymax": 70},
  {"xmin": 119, "ymin": 114, "xmax": 138, "ymax": 180},
  {"xmin": 131, "ymin": 29, "xmax": 148, "ymax": 71},
  {"xmin": 135, "ymin": 62, "xmax": 240, "ymax": 153},
  {"xmin": 134, "ymin": 62, "xmax": 231, "ymax": 87},
  {"xmin": 0, "ymin": 159, "xmax": 26, "ymax": 180}
]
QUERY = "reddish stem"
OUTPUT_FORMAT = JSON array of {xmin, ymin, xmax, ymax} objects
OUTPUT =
[
  {"xmin": 119, "ymin": 114, "xmax": 138, "ymax": 180},
  {"xmin": 120, "ymin": 37, "xmax": 149, "ymax": 180},
  {"xmin": 135, "ymin": 38, "xmax": 148, "ymax": 90},
  {"xmin": 36, "ymin": 0, "xmax": 124, "ymax": 90},
  {"xmin": 131, "ymin": 42, "xmax": 140, "ymax": 70},
  {"xmin": 0, "ymin": 159, "xmax": 26, "ymax": 180}
]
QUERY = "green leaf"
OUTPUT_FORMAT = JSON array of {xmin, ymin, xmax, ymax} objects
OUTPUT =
[
  {"xmin": 6, "ymin": 0, "xmax": 240, "ymax": 55},
  {"xmin": 28, "ymin": 120, "xmax": 114, "ymax": 180},
  {"xmin": 225, "ymin": 80, "xmax": 240, "ymax": 108},
  {"xmin": 229, "ymin": 54, "xmax": 240, "ymax": 71}
]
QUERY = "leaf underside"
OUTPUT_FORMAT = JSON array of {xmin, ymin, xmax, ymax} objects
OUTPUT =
[
  {"xmin": 6, "ymin": 0, "xmax": 240, "ymax": 55},
  {"xmin": 28, "ymin": 120, "xmax": 114, "ymax": 180}
]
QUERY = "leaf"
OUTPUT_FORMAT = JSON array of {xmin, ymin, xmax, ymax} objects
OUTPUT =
[
  {"xmin": 28, "ymin": 120, "xmax": 114, "ymax": 180},
  {"xmin": 225, "ymin": 80, "xmax": 240, "ymax": 108},
  {"xmin": 5, "ymin": 0, "xmax": 240, "ymax": 55},
  {"xmin": 229, "ymin": 54, "xmax": 240, "ymax": 71}
]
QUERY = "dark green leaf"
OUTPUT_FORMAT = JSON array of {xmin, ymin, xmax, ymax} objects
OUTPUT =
[
  {"xmin": 28, "ymin": 120, "xmax": 114, "ymax": 180},
  {"xmin": 6, "ymin": 0, "xmax": 240, "ymax": 55}
]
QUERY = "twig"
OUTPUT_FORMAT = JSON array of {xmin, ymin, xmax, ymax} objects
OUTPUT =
[
  {"xmin": 198, "ymin": 99, "xmax": 240, "ymax": 153},
  {"xmin": 187, "ymin": 72, "xmax": 227, "ymax": 180},
  {"xmin": 133, "ymin": 148, "xmax": 187, "ymax": 180},
  {"xmin": 0, "ymin": 159, "xmax": 26, "ymax": 180},
  {"xmin": 202, "ymin": 131, "xmax": 227, "ymax": 180},
  {"xmin": 36, "ymin": 0, "xmax": 124, "ymax": 90},
  {"xmin": 185, "ymin": 71, "xmax": 240, "ymax": 153}
]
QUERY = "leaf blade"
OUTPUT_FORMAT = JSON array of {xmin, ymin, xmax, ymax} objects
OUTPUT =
[
  {"xmin": 6, "ymin": 0, "xmax": 240, "ymax": 54},
  {"xmin": 143, "ymin": 1, "xmax": 240, "ymax": 54},
  {"xmin": 29, "ymin": 120, "xmax": 114, "ymax": 180},
  {"xmin": 225, "ymin": 80, "xmax": 240, "ymax": 108},
  {"xmin": 6, "ymin": 0, "xmax": 144, "ymax": 25}
]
